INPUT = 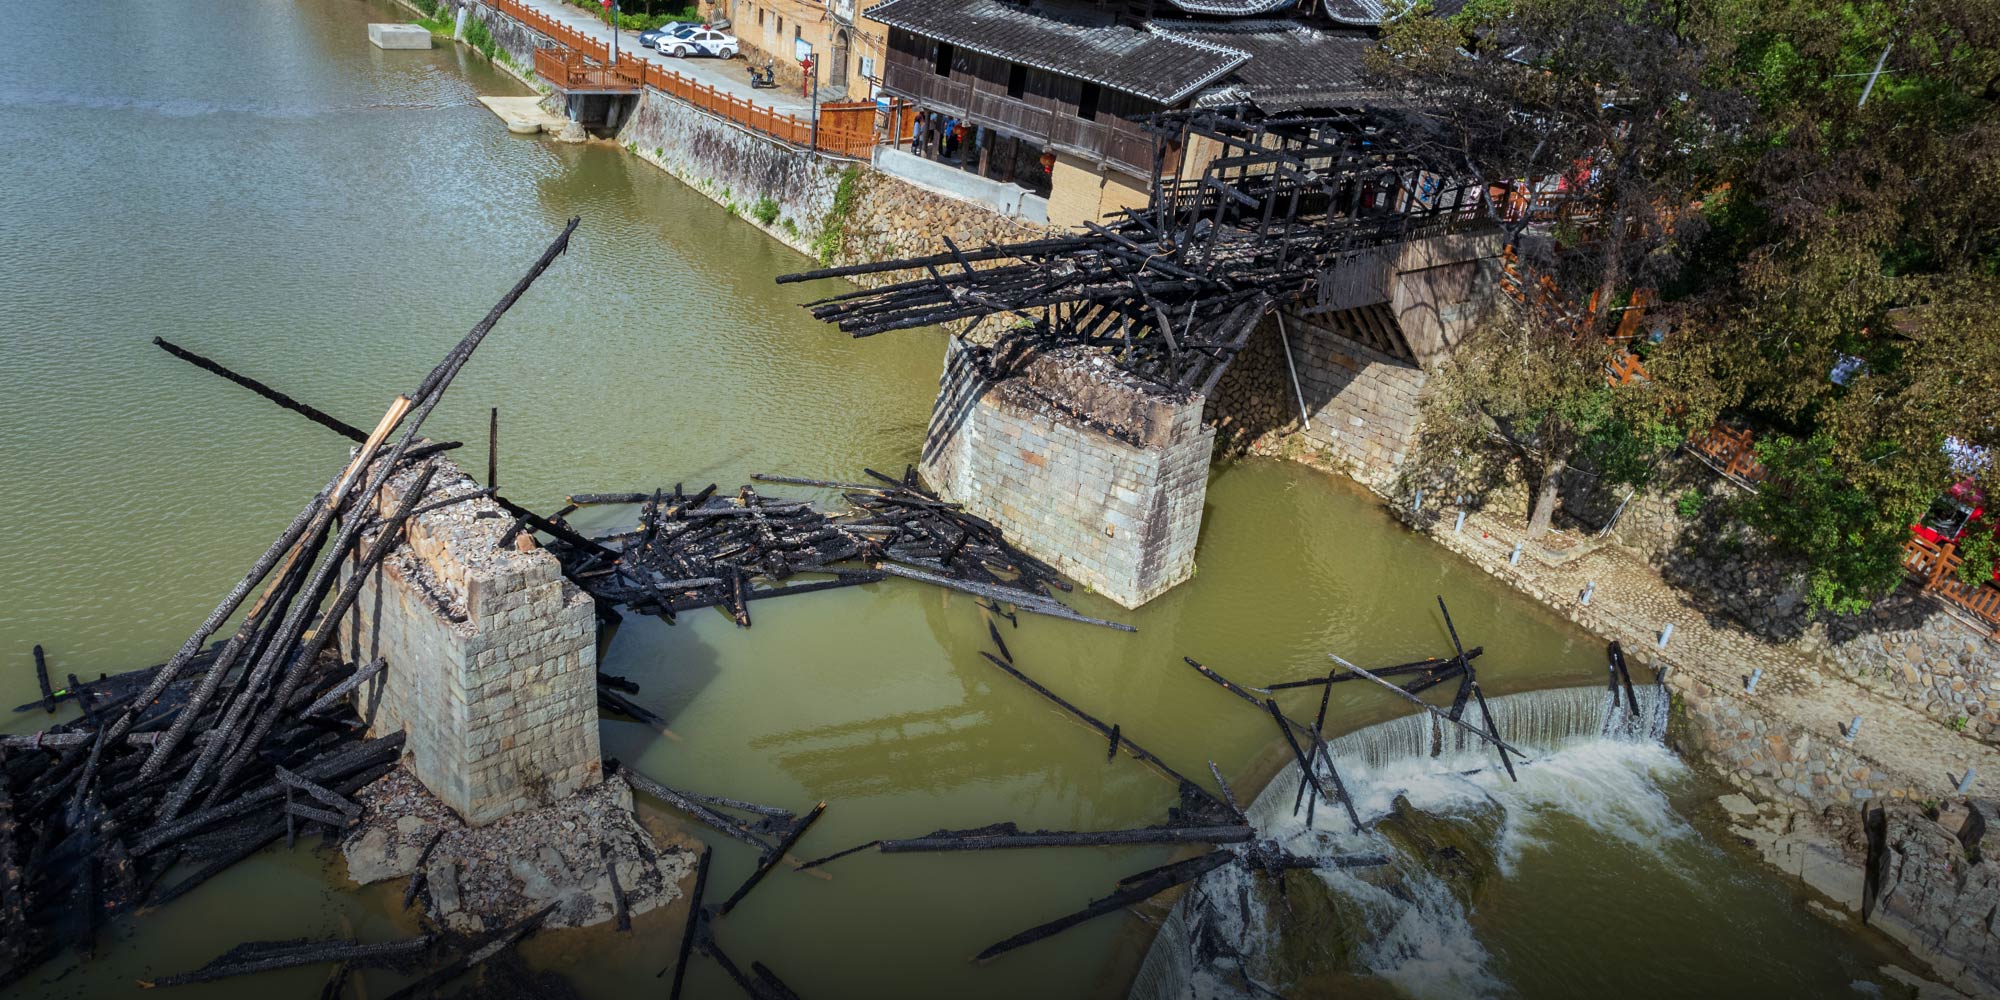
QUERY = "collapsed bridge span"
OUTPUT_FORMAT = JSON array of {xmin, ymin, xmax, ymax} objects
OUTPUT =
[{"xmin": 782, "ymin": 108, "xmax": 1503, "ymax": 605}]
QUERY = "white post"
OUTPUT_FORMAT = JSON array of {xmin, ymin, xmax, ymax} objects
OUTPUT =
[
  {"xmin": 1509, "ymin": 541, "xmax": 1523, "ymax": 566},
  {"xmin": 1580, "ymin": 581, "xmax": 1595, "ymax": 605},
  {"xmin": 1845, "ymin": 715, "xmax": 1862, "ymax": 742},
  {"xmin": 454, "ymin": 5, "xmax": 467, "ymax": 40},
  {"xmin": 1657, "ymin": 623, "xmax": 1674, "ymax": 650},
  {"xmin": 1959, "ymin": 768, "xmax": 1977, "ymax": 795},
  {"xmin": 1859, "ymin": 43, "xmax": 1891, "ymax": 107},
  {"xmin": 1275, "ymin": 312, "xmax": 1311, "ymax": 431},
  {"xmin": 1453, "ymin": 510, "xmax": 1467, "ymax": 534},
  {"xmin": 1746, "ymin": 668, "xmax": 1762, "ymax": 694}
]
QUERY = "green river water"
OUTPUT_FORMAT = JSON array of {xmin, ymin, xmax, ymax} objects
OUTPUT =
[{"xmin": 0, "ymin": 1, "xmax": 1919, "ymax": 997}]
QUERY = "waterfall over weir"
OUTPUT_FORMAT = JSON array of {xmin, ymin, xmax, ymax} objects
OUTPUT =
[{"xmin": 1128, "ymin": 680, "xmax": 1676, "ymax": 1000}]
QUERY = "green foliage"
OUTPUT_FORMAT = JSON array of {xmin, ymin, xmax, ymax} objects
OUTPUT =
[
  {"xmin": 1382, "ymin": 0, "xmax": 1999, "ymax": 614},
  {"xmin": 410, "ymin": 0, "xmax": 441, "ymax": 15},
  {"xmin": 1953, "ymin": 715, "xmax": 1971, "ymax": 732},
  {"xmin": 461, "ymin": 15, "xmax": 501, "ymax": 63},
  {"xmin": 560, "ymin": 0, "xmax": 699, "ymax": 30},
  {"xmin": 1675, "ymin": 488, "xmax": 1707, "ymax": 520},
  {"xmin": 751, "ymin": 196, "xmax": 780, "ymax": 226},
  {"xmin": 1741, "ymin": 431, "xmax": 1931, "ymax": 614},
  {"xmin": 813, "ymin": 166, "xmax": 863, "ymax": 266},
  {"xmin": 1956, "ymin": 518, "xmax": 2000, "ymax": 588}
]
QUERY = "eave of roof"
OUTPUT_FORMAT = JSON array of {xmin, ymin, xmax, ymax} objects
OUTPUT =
[
  {"xmin": 865, "ymin": 0, "xmax": 1250, "ymax": 104},
  {"xmin": 1150, "ymin": 19, "xmax": 1393, "ymax": 113}
]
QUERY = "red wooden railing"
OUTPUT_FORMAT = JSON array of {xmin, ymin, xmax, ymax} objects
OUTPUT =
[
  {"xmin": 491, "ymin": 0, "xmax": 887, "ymax": 157},
  {"xmin": 1686, "ymin": 424, "xmax": 1769, "ymax": 486},
  {"xmin": 1904, "ymin": 536, "xmax": 2000, "ymax": 636}
]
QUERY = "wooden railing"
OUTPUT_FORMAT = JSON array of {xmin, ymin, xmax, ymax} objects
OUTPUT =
[
  {"xmin": 1904, "ymin": 536, "xmax": 2000, "ymax": 635},
  {"xmin": 1686, "ymin": 424, "xmax": 1768, "ymax": 486},
  {"xmin": 491, "ymin": 0, "xmax": 884, "ymax": 157},
  {"xmin": 532, "ymin": 47, "xmax": 634, "ymax": 92}
]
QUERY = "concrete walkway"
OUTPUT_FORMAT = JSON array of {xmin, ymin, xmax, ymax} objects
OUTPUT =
[
  {"xmin": 516, "ymin": 0, "xmax": 819, "ymax": 116},
  {"xmin": 1419, "ymin": 503, "xmax": 2000, "ymax": 799}
]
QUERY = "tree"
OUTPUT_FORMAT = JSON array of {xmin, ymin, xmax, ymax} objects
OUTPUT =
[
  {"xmin": 1649, "ymin": 0, "xmax": 2000, "ymax": 611},
  {"xmin": 1372, "ymin": 0, "xmax": 1741, "ymax": 537}
]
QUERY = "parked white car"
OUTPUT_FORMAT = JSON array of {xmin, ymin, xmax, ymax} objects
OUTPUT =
[{"xmin": 656, "ymin": 27, "xmax": 737, "ymax": 59}]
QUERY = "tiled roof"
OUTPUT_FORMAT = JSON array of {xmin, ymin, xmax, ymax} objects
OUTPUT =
[
  {"xmin": 1323, "ymin": 0, "xmax": 1387, "ymax": 24},
  {"xmin": 1150, "ymin": 20, "xmax": 1392, "ymax": 112},
  {"xmin": 1156, "ymin": 0, "xmax": 1296, "ymax": 16},
  {"xmin": 865, "ymin": 0, "xmax": 1250, "ymax": 104}
]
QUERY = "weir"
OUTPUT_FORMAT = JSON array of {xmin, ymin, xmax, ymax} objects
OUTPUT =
[{"xmin": 1128, "ymin": 680, "xmax": 1671, "ymax": 1000}]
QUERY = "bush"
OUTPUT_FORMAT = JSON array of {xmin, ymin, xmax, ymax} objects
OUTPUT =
[
  {"xmin": 812, "ymin": 166, "xmax": 862, "ymax": 266},
  {"xmin": 1957, "ymin": 518, "xmax": 1999, "ymax": 589},
  {"xmin": 1742, "ymin": 431, "xmax": 1926, "ymax": 615},
  {"xmin": 462, "ymin": 16, "xmax": 501, "ymax": 62},
  {"xmin": 750, "ymin": 196, "xmax": 780, "ymax": 225},
  {"xmin": 1675, "ymin": 488, "xmax": 1706, "ymax": 520}
]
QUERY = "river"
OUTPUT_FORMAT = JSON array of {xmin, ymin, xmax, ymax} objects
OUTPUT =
[{"xmin": 0, "ymin": 0, "xmax": 1913, "ymax": 997}]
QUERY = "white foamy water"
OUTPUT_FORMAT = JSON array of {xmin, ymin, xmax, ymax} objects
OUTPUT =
[{"xmin": 1131, "ymin": 682, "xmax": 1691, "ymax": 1000}]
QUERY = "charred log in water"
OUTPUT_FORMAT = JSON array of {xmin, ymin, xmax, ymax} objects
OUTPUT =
[
  {"xmin": 974, "ymin": 850, "xmax": 1237, "ymax": 963},
  {"xmin": 139, "ymin": 934, "xmax": 432, "ymax": 988}
]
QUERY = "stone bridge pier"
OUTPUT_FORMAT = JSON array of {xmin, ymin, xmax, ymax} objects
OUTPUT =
[
  {"xmin": 919, "ymin": 338, "xmax": 1213, "ymax": 609},
  {"xmin": 919, "ymin": 233, "xmax": 1502, "ymax": 609},
  {"xmin": 343, "ymin": 456, "xmax": 600, "ymax": 826}
]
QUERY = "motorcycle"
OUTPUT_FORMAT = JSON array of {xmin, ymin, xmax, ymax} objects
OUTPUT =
[{"xmin": 746, "ymin": 62, "xmax": 776, "ymax": 89}]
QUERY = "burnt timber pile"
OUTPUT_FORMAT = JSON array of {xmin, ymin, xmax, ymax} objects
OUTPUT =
[
  {"xmin": 554, "ymin": 468, "xmax": 1130, "ymax": 631},
  {"xmin": 780, "ymin": 107, "xmax": 1492, "ymax": 394},
  {"xmin": 0, "ymin": 221, "xmax": 583, "ymax": 992}
]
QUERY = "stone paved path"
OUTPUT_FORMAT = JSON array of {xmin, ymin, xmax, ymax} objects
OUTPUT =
[{"xmin": 1421, "ymin": 504, "xmax": 2000, "ymax": 798}]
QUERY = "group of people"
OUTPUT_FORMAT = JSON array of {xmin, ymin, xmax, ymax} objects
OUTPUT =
[{"xmin": 908, "ymin": 110, "xmax": 1055, "ymax": 197}]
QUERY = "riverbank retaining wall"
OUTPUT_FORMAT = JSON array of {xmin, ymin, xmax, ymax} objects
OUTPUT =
[
  {"xmin": 614, "ymin": 89, "xmax": 1044, "ymax": 267},
  {"xmin": 346, "ymin": 456, "xmax": 600, "ymax": 826},
  {"xmin": 1556, "ymin": 452, "xmax": 2000, "ymax": 742},
  {"xmin": 919, "ymin": 337, "xmax": 1211, "ymax": 608}
]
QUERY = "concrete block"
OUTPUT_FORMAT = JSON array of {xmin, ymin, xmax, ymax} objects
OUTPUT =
[{"xmin": 370, "ymin": 23, "xmax": 434, "ymax": 49}]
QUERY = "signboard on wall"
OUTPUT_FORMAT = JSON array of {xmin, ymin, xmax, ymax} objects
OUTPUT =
[{"xmin": 794, "ymin": 37, "xmax": 813, "ymax": 62}]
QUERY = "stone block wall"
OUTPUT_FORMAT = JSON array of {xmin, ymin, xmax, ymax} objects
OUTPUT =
[
  {"xmin": 1204, "ymin": 310, "xmax": 1428, "ymax": 489},
  {"xmin": 347, "ymin": 457, "xmax": 599, "ymax": 826},
  {"xmin": 920, "ymin": 338, "xmax": 1212, "ymax": 608},
  {"xmin": 1673, "ymin": 673, "xmax": 1916, "ymax": 809}
]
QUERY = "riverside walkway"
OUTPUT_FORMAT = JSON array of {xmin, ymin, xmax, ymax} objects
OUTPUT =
[
  {"xmin": 492, "ymin": 0, "xmax": 886, "ymax": 156},
  {"xmin": 507, "ymin": 0, "xmax": 816, "ymax": 115}
]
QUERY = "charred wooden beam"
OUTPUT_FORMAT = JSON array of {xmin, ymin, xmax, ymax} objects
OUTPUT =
[
  {"xmin": 664, "ymin": 844, "xmax": 710, "ymax": 1000},
  {"xmin": 973, "ymin": 850, "xmax": 1236, "ymax": 962},
  {"xmin": 718, "ymin": 801, "xmax": 826, "ymax": 916},
  {"xmin": 139, "ymin": 935, "xmax": 432, "ymax": 988}
]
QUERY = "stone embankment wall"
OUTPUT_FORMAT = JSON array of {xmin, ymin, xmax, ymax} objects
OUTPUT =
[
  {"xmin": 1205, "ymin": 310, "xmax": 1428, "ymax": 490},
  {"xmin": 443, "ymin": 0, "xmax": 548, "ymax": 83},
  {"xmin": 346, "ymin": 456, "xmax": 599, "ymax": 826},
  {"xmin": 920, "ymin": 338, "xmax": 1211, "ymax": 608},
  {"xmin": 1561, "ymin": 452, "xmax": 2000, "ymax": 743},
  {"xmin": 615, "ymin": 89, "xmax": 1043, "ymax": 267}
]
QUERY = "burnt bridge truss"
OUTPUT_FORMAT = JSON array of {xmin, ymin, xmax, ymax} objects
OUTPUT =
[{"xmin": 780, "ymin": 108, "xmax": 1495, "ymax": 393}]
